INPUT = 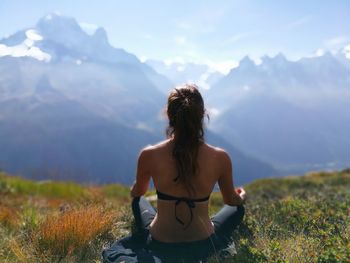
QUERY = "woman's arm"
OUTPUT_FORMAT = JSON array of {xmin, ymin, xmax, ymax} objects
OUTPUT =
[
  {"xmin": 217, "ymin": 149, "xmax": 245, "ymax": 206},
  {"xmin": 130, "ymin": 147, "xmax": 152, "ymax": 198}
]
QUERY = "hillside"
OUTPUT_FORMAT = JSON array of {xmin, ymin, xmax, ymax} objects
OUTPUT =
[{"xmin": 0, "ymin": 170, "xmax": 349, "ymax": 262}]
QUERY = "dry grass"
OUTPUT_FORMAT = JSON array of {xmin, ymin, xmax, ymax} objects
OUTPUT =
[
  {"xmin": 0, "ymin": 204, "xmax": 19, "ymax": 228},
  {"xmin": 36, "ymin": 206, "xmax": 117, "ymax": 259}
]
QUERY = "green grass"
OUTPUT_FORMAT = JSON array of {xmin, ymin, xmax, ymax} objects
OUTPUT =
[
  {"xmin": 0, "ymin": 170, "xmax": 349, "ymax": 262},
  {"xmin": 217, "ymin": 169, "xmax": 350, "ymax": 263},
  {"xmin": 0, "ymin": 172, "xmax": 88, "ymax": 199}
]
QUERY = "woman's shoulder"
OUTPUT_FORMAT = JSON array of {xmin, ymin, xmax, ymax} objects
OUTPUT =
[
  {"xmin": 139, "ymin": 139, "xmax": 172, "ymax": 154},
  {"xmin": 202, "ymin": 142, "xmax": 230, "ymax": 157}
]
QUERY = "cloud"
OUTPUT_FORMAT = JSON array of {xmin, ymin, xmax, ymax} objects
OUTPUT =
[
  {"xmin": 283, "ymin": 15, "xmax": 312, "ymax": 30},
  {"xmin": 207, "ymin": 60, "xmax": 239, "ymax": 75},
  {"xmin": 225, "ymin": 31, "xmax": 258, "ymax": 45},
  {"xmin": 163, "ymin": 56, "xmax": 186, "ymax": 65},
  {"xmin": 325, "ymin": 36, "xmax": 348, "ymax": 48}
]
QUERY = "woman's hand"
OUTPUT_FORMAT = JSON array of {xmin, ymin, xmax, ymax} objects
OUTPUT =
[{"xmin": 235, "ymin": 187, "xmax": 247, "ymax": 203}]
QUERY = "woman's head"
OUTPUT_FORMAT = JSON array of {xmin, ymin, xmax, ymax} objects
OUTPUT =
[{"xmin": 166, "ymin": 84, "xmax": 207, "ymax": 194}]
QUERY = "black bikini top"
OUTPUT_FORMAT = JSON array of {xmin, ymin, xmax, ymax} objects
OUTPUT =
[{"xmin": 156, "ymin": 190, "xmax": 210, "ymax": 229}]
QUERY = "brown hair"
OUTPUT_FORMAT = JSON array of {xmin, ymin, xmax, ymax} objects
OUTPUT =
[{"xmin": 166, "ymin": 84, "xmax": 207, "ymax": 195}]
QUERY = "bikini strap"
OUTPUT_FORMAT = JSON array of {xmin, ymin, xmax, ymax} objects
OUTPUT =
[{"xmin": 156, "ymin": 190, "xmax": 210, "ymax": 229}]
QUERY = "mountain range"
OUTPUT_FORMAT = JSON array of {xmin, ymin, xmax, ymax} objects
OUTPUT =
[
  {"xmin": 0, "ymin": 13, "xmax": 276, "ymax": 185},
  {"xmin": 205, "ymin": 51, "xmax": 350, "ymax": 173}
]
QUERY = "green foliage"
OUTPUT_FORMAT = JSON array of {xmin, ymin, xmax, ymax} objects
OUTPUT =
[
  {"xmin": 209, "ymin": 170, "xmax": 350, "ymax": 263},
  {"xmin": 0, "ymin": 173, "xmax": 88, "ymax": 199},
  {"xmin": 101, "ymin": 184, "xmax": 130, "ymax": 199}
]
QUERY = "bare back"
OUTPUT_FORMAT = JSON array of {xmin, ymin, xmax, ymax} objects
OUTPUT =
[{"xmin": 146, "ymin": 139, "xmax": 226, "ymax": 242}]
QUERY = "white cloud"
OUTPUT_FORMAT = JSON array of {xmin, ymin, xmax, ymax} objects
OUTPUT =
[
  {"xmin": 325, "ymin": 36, "xmax": 348, "ymax": 48},
  {"xmin": 283, "ymin": 15, "xmax": 312, "ymax": 30},
  {"xmin": 225, "ymin": 32, "xmax": 256, "ymax": 45},
  {"xmin": 136, "ymin": 122, "xmax": 153, "ymax": 132},
  {"xmin": 163, "ymin": 56, "xmax": 186, "ymax": 65},
  {"xmin": 207, "ymin": 60, "xmax": 238, "ymax": 75}
]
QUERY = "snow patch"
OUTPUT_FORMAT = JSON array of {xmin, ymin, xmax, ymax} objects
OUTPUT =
[
  {"xmin": 0, "ymin": 43, "xmax": 51, "ymax": 62},
  {"xmin": 24, "ymin": 38, "xmax": 35, "ymax": 47},
  {"xmin": 25, "ymin": 29, "xmax": 43, "ymax": 41},
  {"xmin": 343, "ymin": 44, "xmax": 350, "ymax": 59},
  {"xmin": 315, "ymin": 48, "xmax": 325, "ymax": 57},
  {"xmin": 253, "ymin": 57, "xmax": 263, "ymax": 65}
]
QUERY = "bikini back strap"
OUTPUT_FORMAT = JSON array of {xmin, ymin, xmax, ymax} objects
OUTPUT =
[{"xmin": 156, "ymin": 190, "xmax": 210, "ymax": 229}]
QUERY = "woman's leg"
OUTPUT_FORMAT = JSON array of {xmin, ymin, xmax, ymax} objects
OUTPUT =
[
  {"xmin": 211, "ymin": 205, "xmax": 245, "ymax": 243},
  {"xmin": 131, "ymin": 196, "xmax": 157, "ymax": 232}
]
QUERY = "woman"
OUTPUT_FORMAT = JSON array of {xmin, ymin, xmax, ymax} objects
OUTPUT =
[{"xmin": 130, "ymin": 84, "xmax": 246, "ymax": 261}]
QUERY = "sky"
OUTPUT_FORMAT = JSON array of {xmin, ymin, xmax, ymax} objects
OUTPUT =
[{"xmin": 0, "ymin": 0, "xmax": 349, "ymax": 73}]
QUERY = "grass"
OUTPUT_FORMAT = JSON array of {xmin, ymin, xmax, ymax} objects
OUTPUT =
[
  {"xmin": 36, "ymin": 206, "xmax": 116, "ymax": 261},
  {"xmin": 0, "ymin": 169, "xmax": 349, "ymax": 262}
]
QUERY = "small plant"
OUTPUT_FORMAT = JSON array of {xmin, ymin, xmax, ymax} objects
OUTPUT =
[
  {"xmin": 0, "ymin": 205, "xmax": 19, "ymax": 229},
  {"xmin": 35, "ymin": 206, "xmax": 116, "ymax": 261}
]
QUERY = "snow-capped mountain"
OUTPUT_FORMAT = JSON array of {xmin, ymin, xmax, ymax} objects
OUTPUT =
[
  {"xmin": 206, "ymin": 50, "xmax": 350, "ymax": 173},
  {"xmin": 0, "ymin": 13, "xmax": 140, "ymax": 65},
  {"xmin": 0, "ymin": 14, "xmax": 275, "ymax": 184}
]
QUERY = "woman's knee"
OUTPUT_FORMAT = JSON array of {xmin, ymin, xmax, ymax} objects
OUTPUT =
[
  {"xmin": 131, "ymin": 197, "xmax": 141, "ymax": 213},
  {"xmin": 238, "ymin": 205, "xmax": 245, "ymax": 215}
]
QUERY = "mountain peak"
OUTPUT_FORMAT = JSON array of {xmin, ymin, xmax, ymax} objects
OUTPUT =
[
  {"xmin": 93, "ymin": 27, "xmax": 109, "ymax": 45},
  {"xmin": 260, "ymin": 53, "xmax": 288, "ymax": 67},
  {"xmin": 274, "ymin": 52, "xmax": 287, "ymax": 62},
  {"xmin": 239, "ymin": 55, "xmax": 254, "ymax": 67},
  {"xmin": 37, "ymin": 13, "xmax": 82, "ymax": 34}
]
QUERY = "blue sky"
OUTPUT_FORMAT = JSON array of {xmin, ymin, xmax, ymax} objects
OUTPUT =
[{"xmin": 0, "ymin": 0, "xmax": 349, "ymax": 72}]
